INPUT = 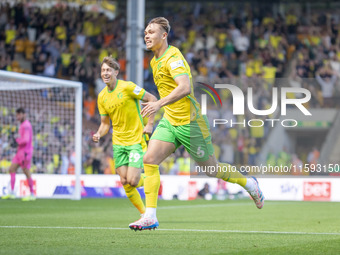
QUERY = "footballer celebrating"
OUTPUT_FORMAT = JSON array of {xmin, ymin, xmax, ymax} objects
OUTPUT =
[
  {"xmin": 93, "ymin": 56, "xmax": 157, "ymax": 217},
  {"xmin": 129, "ymin": 17, "xmax": 264, "ymax": 230}
]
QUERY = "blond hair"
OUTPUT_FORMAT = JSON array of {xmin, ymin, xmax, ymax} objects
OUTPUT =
[{"xmin": 148, "ymin": 17, "xmax": 171, "ymax": 34}]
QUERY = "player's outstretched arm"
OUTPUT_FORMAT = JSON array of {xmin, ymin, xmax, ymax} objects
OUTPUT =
[
  {"xmin": 93, "ymin": 115, "xmax": 110, "ymax": 142},
  {"xmin": 141, "ymin": 91, "xmax": 157, "ymax": 134},
  {"xmin": 141, "ymin": 74, "xmax": 191, "ymax": 117}
]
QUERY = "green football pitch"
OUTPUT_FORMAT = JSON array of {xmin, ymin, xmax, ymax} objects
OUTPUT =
[{"xmin": 1, "ymin": 198, "xmax": 339, "ymax": 254}]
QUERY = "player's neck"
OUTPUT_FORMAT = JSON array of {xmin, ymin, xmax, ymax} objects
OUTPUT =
[
  {"xmin": 107, "ymin": 79, "xmax": 117, "ymax": 92},
  {"xmin": 154, "ymin": 43, "xmax": 169, "ymax": 59}
]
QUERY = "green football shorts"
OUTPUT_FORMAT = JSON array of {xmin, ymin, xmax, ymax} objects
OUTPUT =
[
  {"xmin": 150, "ymin": 116, "xmax": 214, "ymax": 162},
  {"xmin": 113, "ymin": 144, "xmax": 144, "ymax": 169}
]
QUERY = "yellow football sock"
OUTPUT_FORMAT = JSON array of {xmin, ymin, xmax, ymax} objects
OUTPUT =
[
  {"xmin": 123, "ymin": 184, "xmax": 145, "ymax": 214},
  {"xmin": 144, "ymin": 164, "xmax": 160, "ymax": 208},
  {"xmin": 216, "ymin": 162, "xmax": 247, "ymax": 187},
  {"xmin": 135, "ymin": 173, "xmax": 145, "ymax": 188}
]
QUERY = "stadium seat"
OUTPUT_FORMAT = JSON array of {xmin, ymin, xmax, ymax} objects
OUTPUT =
[
  {"xmin": 15, "ymin": 39, "xmax": 25, "ymax": 53},
  {"xmin": 11, "ymin": 61, "xmax": 22, "ymax": 73},
  {"xmin": 25, "ymin": 41, "xmax": 35, "ymax": 60}
]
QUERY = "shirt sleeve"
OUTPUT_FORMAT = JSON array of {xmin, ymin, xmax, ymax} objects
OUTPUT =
[
  {"xmin": 167, "ymin": 54, "xmax": 190, "ymax": 80},
  {"xmin": 97, "ymin": 94, "xmax": 108, "ymax": 116},
  {"xmin": 126, "ymin": 82, "xmax": 146, "ymax": 100}
]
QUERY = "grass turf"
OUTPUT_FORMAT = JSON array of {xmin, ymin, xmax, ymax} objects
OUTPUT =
[{"xmin": 0, "ymin": 199, "xmax": 339, "ymax": 254}]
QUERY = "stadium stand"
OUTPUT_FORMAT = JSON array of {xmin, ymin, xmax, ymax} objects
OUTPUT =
[{"xmin": 1, "ymin": 1, "xmax": 339, "ymax": 175}]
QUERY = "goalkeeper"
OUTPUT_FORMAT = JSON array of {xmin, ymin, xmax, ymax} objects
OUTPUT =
[
  {"xmin": 2, "ymin": 107, "xmax": 35, "ymax": 201},
  {"xmin": 93, "ymin": 56, "xmax": 157, "ymax": 217}
]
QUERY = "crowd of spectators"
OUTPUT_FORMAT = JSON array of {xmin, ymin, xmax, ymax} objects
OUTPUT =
[
  {"xmin": 0, "ymin": 2, "xmax": 129, "ymax": 96},
  {"xmin": 290, "ymin": 12, "xmax": 340, "ymax": 108},
  {"xmin": 1, "ymin": 1, "xmax": 339, "ymax": 175}
]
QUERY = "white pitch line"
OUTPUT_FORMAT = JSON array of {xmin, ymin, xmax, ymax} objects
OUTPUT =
[
  {"xmin": 1, "ymin": 226, "xmax": 339, "ymax": 236},
  {"xmin": 158, "ymin": 202, "xmax": 251, "ymax": 209},
  {"xmin": 158, "ymin": 201, "xmax": 294, "ymax": 210}
]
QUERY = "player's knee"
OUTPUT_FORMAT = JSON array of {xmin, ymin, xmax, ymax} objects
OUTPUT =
[
  {"xmin": 9, "ymin": 164, "xmax": 18, "ymax": 173},
  {"xmin": 143, "ymin": 153, "xmax": 156, "ymax": 165},
  {"xmin": 128, "ymin": 178, "xmax": 139, "ymax": 187},
  {"xmin": 120, "ymin": 178, "xmax": 128, "ymax": 186}
]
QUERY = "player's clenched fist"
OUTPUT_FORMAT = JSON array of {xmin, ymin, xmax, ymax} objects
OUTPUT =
[{"xmin": 92, "ymin": 133, "xmax": 100, "ymax": 142}]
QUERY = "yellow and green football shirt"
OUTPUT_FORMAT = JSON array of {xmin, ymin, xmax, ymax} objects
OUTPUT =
[
  {"xmin": 150, "ymin": 45, "xmax": 200, "ymax": 126},
  {"xmin": 97, "ymin": 79, "xmax": 146, "ymax": 147}
]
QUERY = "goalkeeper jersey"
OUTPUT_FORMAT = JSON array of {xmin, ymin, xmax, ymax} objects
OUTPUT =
[
  {"xmin": 97, "ymin": 79, "xmax": 146, "ymax": 146},
  {"xmin": 150, "ymin": 45, "xmax": 200, "ymax": 126}
]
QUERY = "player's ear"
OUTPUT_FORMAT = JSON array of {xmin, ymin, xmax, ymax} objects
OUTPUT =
[
  {"xmin": 114, "ymin": 69, "xmax": 119, "ymax": 76},
  {"xmin": 162, "ymin": 32, "xmax": 167, "ymax": 40}
]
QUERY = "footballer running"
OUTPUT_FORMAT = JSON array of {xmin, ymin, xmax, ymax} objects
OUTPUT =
[
  {"xmin": 128, "ymin": 17, "xmax": 264, "ymax": 231},
  {"xmin": 93, "ymin": 56, "xmax": 157, "ymax": 219}
]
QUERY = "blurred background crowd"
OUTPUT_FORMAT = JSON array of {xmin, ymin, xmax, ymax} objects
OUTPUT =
[{"xmin": 1, "ymin": 1, "xmax": 340, "ymax": 175}]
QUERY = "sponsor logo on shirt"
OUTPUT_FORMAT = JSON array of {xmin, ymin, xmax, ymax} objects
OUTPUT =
[
  {"xmin": 108, "ymin": 102, "xmax": 124, "ymax": 110},
  {"xmin": 154, "ymin": 74, "xmax": 164, "ymax": 83}
]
